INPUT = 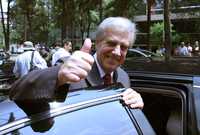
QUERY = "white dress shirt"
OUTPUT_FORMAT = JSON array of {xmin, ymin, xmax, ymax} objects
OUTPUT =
[
  {"xmin": 13, "ymin": 51, "xmax": 47, "ymax": 78},
  {"xmin": 94, "ymin": 53, "xmax": 113, "ymax": 84},
  {"xmin": 51, "ymin": 48, "xmax": 71, "ymax": 66}
]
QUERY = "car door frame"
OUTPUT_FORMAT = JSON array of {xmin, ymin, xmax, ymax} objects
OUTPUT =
[{"xmin": 127, "ymin": 71, "xmax": 200, "ymax": 135}]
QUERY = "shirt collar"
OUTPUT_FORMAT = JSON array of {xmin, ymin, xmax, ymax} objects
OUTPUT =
[{"xmin": 94, "ymin": 53, "xmax": 113, "ymax": 78}]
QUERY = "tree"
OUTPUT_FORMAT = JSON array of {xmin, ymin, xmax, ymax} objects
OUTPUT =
[
  {"xmin": 163, "ymin": 0, "xmax": 171, "ymax": 61},
  {"xmin": 75, "ymin": 0, "xmax": 101, "ymax": 44},
  {"xmin": 16, "ymin": 0, "xmax": 36, "ymax": 41},
  {"xmin": 146, "ymin": 0, "xmax": 155, "ymax": 51},
  {"xmin": 9, "ymin": 0, "xmax": 181, "ymax": 49},
  {"xmin": 150, "ymin": 22, "xmax": 181, "ymax": 49},
  {"xmin": 0, "ymin": 0, "xmax": 12, "ymax": 51},
  {"xmin": 10, "ymin": 0, "xmax": 50, "ymax": 44}
]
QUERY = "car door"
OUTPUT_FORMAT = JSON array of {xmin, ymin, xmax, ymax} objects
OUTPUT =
[
  {"xmin": 0, "ymin": 84, "xmax": 155, "ymax": 135},
  {"xmin": 127, "ymin": 71, "xmax": 200, "ymax": 135}
]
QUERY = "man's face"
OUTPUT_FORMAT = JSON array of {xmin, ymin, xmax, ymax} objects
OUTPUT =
[
  {"xmin": 64, "ymin": 42, "xmax": 72, "ymax": 51},
  {"xmin": 67, "ymin": 42, "xmax": 72, "ymax": 51},
  {"xmin": 96, "ymin": 28, "xmax": 130, "ymax": 73}
]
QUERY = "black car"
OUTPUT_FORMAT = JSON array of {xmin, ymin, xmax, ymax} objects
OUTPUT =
[
  {"xmin": 127, "ymin": 71, "xmax": 200, "ymax": 135},
  {"xmin": 126, "ymin": 48, "xmax": 163, "ymax": 60},
  {"xmin": 124, "ymin": 49, "xmax": 200, "ymax": 75},
  {"xmin": 1, "ymin": 71, "xmax": 200, "ymax": 135},
  {"xmin": 0, "ymin": 84, "xmax": 155, "ymax": 135},
  {"xmin": 1, "ymin": 72, "xmax": 200, "ymax": 135},
  {"xmin": 124, "ymin": 48, "xmax": 164, "ymax": 71}
]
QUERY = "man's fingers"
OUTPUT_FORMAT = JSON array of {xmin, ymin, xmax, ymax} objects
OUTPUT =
[
  {"xmin": 71, "ymin": 66, "xmax": 89, "ymax": 80},
  {"xmin": 58, "ymin": 71, "xmax": 81, "ymax": 85},
  {"xmin": 122, "ymin": 88, "xmax": 137, "ymax": 100},
  {"xmin": 65, "ymin": 73, "xmax": 81, "ymax": 83},
  {"xmin": 130, "ymin": 102, "xmax": 144, "ymax": 109},
  {"xmin": 58, "ymin": 39, "xmax": 94, "ymax": 86},
  {"xmin": 59, "ymin": 67, "xmax": 88, "ymax": 83},
  {"xmin": 121, "ymin": 88, "xmax": 144, "ymax": 109},
  {"xmin": 58, "ymin": 57, "xmax": 92, "ymax": 84},
  {"xmin": 72, "ymin": 51, "xmax": 94, "ymax": 65},
  {"xmin": 80, "ymin": 38, "xmax": 92, "ymax": 53}
]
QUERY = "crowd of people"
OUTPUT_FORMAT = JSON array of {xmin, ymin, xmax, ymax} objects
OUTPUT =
[
  {"xmin": 12, "ymin": 39, "xmax": 73, "ymax": 78},
  {"xmin": 155, "ymin": 41, "xmax": 199, "ymax": 57},
  {"xmin": 174, "ymin": 41, "xmax": 199, "ymax": 56}
]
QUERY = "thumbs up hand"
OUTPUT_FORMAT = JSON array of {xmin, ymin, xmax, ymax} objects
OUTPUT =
[{"xmin": 58, "ymin": 38, "xmax": 94, "ymax": 86}]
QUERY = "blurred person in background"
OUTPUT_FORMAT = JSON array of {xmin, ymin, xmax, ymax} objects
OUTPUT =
[
  {"xmin": 51, "ymin": 39, "xmax": 72, "ymax": 66},
  {"xmin": 179, "ymin": 42, "xmax": 189, "ymax": 56},
  {"xmin": 187, "ymin": 42, "xmax": 193, "ymax": 56},
  {"xmin": 194, "ymin": 41, "xmax": 200, "ymax": 56},
  {"xmin": 13, "ymin": 41, "xmax": 47, "ymax": 78}
]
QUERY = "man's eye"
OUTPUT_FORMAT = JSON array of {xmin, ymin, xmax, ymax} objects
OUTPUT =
[
  {"xmin": 121, "ymin": 45, "xmax": 128, "ymax": 51},
  {"xmin": 107, "ymin": 42, "xmax": 116, "ymax": 47}
]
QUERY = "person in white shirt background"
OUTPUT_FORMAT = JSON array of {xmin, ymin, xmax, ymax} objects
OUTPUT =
[
  {"xmin": 51, "ymin": 39, "xmax": 72, "ymax": 66},
  {"xmin": 187, "ymin": 42, "xmax": 193, "ymax": 56},
  {"xmin": 179, "ymin": 41, "xmax": 189, "ymax": 56},
  {"xmin": 13, "ymin": 41, "xmax": 48, "ymax": 78}
]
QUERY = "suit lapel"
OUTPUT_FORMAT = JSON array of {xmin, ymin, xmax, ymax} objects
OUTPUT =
[
  {"xmin": 113, "ymin": 69, "xmax": 118, "ymax": 83},
  {"xmin": 86, "ymin": 62, "xmax": 103, "ymax": 86},
  {"xmin": 86, "ymin": 62, "xmax": 120, "ymax": 86}
]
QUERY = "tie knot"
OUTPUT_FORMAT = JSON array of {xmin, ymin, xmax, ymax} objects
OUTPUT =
[{"xmin": 103, "ymin": 74, "xmax": 112, "ymax": 85}]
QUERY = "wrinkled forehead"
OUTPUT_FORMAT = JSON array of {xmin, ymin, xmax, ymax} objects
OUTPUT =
[{"xmin": 96, "ymin": 26, "xmax": 133, "ymax": 45}]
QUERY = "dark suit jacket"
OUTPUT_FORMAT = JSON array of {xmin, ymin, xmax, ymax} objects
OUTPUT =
[{"xmin": 9, "ymin": 62, "xmax": 130, "ymax": 101}]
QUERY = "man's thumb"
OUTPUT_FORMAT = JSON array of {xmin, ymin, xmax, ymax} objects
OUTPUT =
[{"xmin": 80, "ymin": 38, "xmax": 92, "ymax": 53}]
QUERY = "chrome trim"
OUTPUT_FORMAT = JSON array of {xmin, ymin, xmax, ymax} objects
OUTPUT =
[
  {"xmin": 0, "ymin": 93, "xmax": 123, "ymax": 134},
  {"xmin": 51, "ymin": 93, "xmax": 122, "ymax": 113},
  {"xmin": 193, "ymin": 85, "xmax": 200, "ymax": 88}
]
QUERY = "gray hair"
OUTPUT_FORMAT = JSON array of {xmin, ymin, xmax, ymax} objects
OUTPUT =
[{"xmin": 96, "ymin": 17, "xmax": 136, "ymax": 47}]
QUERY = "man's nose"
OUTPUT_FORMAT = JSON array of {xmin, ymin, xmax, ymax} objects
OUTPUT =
[{"xmin": 112, "ymin": 45, "xmax": 121, "ymax": 56}]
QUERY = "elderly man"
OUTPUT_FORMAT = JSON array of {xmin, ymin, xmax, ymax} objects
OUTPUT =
[{"xmin": 10, "ymin": 17, "xmax": 143, "ymax": 109}]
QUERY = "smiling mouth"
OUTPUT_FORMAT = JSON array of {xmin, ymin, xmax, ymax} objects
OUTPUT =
[
  {"xmin": 106, "ymin": 55, "xmax": 120, "ymax": 65},
  {"xmin": 106, "ymin": 54, "xmax": 120, "ymax": 60}
]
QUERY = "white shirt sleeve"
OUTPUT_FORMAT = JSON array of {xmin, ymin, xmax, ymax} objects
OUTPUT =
[
  {"xmin": 51, "ymin": 48, "xmax": 71, "ymax": 66},
  {"xmin": 33, "ymin": 51, "xmax": 48, "ymax": 69}
]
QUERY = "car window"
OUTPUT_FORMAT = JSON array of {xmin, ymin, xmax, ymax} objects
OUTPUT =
[
  {"xmin": 140, "ymin": 50, "xmax": 159, "ymax": 57},
  {"xmin": 0, "ymin": 85, "xmax": 155, "ymax": 135},
  {"xmin": 129, "ymin": 75, "xmax": 186, "ymax": 135},
  {"xmin": 15, "ymin": 101, "xmax": 139, "ymax": 135},
  {"xmin": 0, "ymin": 100, "xmax": 27, "ymax": 126},
  {"xmin": 127, "ymin": 50, "xmax": 145, "ymax": 58}
]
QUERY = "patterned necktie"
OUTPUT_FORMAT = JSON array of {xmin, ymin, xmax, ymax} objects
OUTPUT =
[{"xmin": 103, "ymin": 73, "xmax": 112, "ymax": 85}]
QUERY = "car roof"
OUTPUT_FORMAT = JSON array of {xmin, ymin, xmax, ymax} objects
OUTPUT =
[
  {"xmin": 129, "ymin": 48, "xmax": 160, "ymax": 57},
  {"xmin": 138, "ymin": 49, "xmax": 159, "ymax": 56},
  {"xmin": 128, "ymin": 48, "xmax": 149, "ymax": 57},
  {"xmin": 0, "ymin": 84, "xmax": 125, "ymax": 128}
]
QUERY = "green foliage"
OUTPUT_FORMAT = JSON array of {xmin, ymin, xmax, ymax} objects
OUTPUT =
[
  {"xmin": 150, "ymin": 22, "xmax": 182, "ymax": 47},
  {"xmin": 7, "ymin": 0, "xmax": 147, "ymax": 46},
  {"xmin": 0, "ymin": 24, "xmax": 4, "ymax": 47},
  {"xmin": 9, "ymin": 0, "xmax": 50, "ymax": 43},
  {"xmin": 4, "ymin": 0, "xmax": 197, "ymax": 50},
  {"xmin": 104, "ymin": 0, "xmax": 144, "ymax": 18},
  {"xmin": 150, "ymin": 22, "xmax": 164, "ymax": 46},
  {"xmin": 10, "ymin": 29, "xmax": 21, "ymax": 43},
  {"xmin": 171, "ymin": 30, "xmax": 181, "ymax": 46},
  {"xmin": 48, "ymin": 28, "xmax": 61, "ymax": 46}
]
